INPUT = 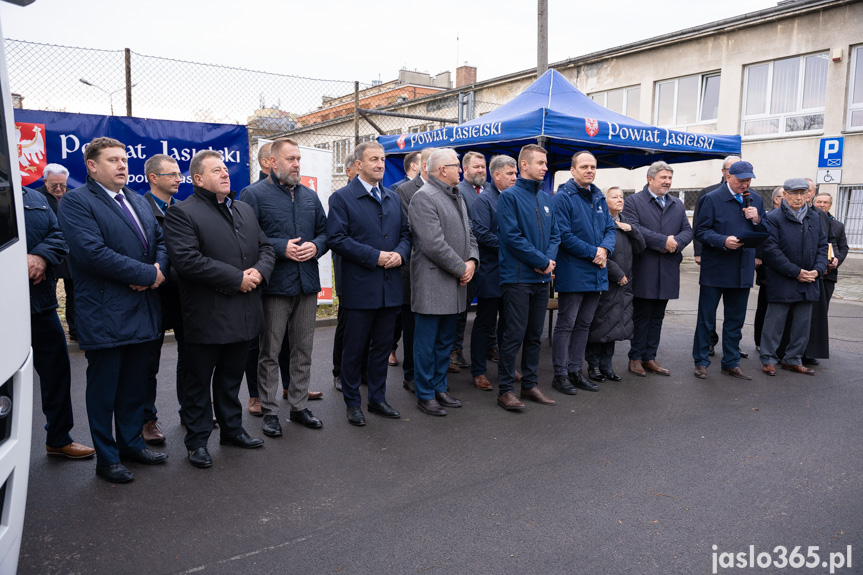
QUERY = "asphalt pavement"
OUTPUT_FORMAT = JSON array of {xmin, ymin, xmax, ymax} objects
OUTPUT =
[{"xmin": 19, "ymin": 262, "xmax": 863, "ymax": 575}]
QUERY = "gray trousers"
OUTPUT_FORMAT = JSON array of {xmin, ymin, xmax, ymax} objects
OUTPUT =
[
  {"xmin": 552, "ymin": 291, "xmax": 601, "ymax": 376},
  {"xmin": 258, "ymin": 293, "xmax": 317, "ymax": 415},
  {"xmin": 759, "ymin": 301, "xmax": 813, "ymax": 366}
]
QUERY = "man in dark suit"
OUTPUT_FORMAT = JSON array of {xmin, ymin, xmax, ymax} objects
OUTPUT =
[
  {"xmin": 331, "ymin": 150, "xmax": 358, "ymax": 393},
  {"xmin": 24, "ymin": 185, "xmax": 95, "ymax": 461},
  {"xmin": 622, "ymin": 161, "xmax": 693, "ymax": 377},
  {"xmin": 813, "ymin": 192, "xmax": 849, "ymax": 306},
  {"xmin": 58, "ymin": 137, "xmax": 169, "ymax": 483},
  {"xmin": 692, "ymin": 161, "xmax": 766, "ymax": 380},
  {"xmin": 388, "ymin": 150, "xmax": 420, "ymax": 192},
  {"xmin": 164, "ymin": 150, "xmax": 275, "ymax": 468},
  {"xmin": 394, "ymin": 147, "xmax": 437, "ymax": 392},
  {"xmin": 37, "ymin": 163, "xmax": 77, "ymax": 341},
  {"xmin": 140, "ymin": 153, "xmax": 183, "ymax": 445},
  {"xmin": 327, "ymin": 141, "xmax": 410, "ymax": 426}
]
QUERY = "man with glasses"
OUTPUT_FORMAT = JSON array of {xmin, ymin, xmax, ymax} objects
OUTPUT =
[
  {"xmin": 141, "ymin": 154, "xmax": 184, "ymax": 446},
  {"xmin": 37, "ymin": 164, "xmax": 77, "ymax": 341},
  {"xmin": 408, "ymin": 148, "xmax": 478, "ymax": 417}
]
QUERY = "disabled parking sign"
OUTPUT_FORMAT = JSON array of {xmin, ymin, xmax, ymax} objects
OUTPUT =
[{"xmin": 818, "ymin": 137, "xmax": 844, "ymax": 168}]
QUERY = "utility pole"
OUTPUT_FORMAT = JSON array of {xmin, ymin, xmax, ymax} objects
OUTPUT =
[{"xmin": 537, "ymin": 0, "xmax": 548, "ymax": 78}]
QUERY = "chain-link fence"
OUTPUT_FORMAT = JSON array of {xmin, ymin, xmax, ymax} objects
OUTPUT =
[{"xmin": 5, "ymin": 39, "xmax": 501, "ymax": 186}]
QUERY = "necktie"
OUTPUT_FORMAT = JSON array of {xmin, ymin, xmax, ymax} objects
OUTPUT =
[
  {"xmin": 475, "ymin": 186, "xmax": 481, "ymax": 194},
  {"xmin": 115, "ymin": 194, "xmax": 148, "ymax": 249},
  {"xmin": 735, "ymin": 194, "xmax": 743, "ymax": 205},
  {"xmin": 658, "ymin": 196, "xmax": 666, "ymax": 209},
  {"xmin": 371, "ymin": 185, "xmax": 381, "ymax": 203}
]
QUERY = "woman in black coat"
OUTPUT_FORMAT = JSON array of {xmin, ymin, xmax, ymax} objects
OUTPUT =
[{"xmin": 585, "ymin": 187, "xmax": 646, "ymax": 381}]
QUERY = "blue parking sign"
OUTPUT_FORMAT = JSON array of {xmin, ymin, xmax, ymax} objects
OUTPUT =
[{"xmin": 818, "ymin": 137, "xmax": 844, "ymax": 168}]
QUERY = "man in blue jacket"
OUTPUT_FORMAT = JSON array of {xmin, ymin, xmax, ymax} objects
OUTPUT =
[
  {"xmin": 759, "ymin": 178, "xmax": 828, "ymax": 376},
  {"xmin": 242, "ymin": 138, "xmax": 328, "ymax": 437},
  {"xmin": 692, "ymin": 160, "xmax": 766, "ymax": 380},
  {"xmin": 327, "ymin": 141, "xmax": 411, "ymax": 426},
  {"xmin": 496, "ymin": 144, "xmax": 559, "ymax": 411},
  {"xmin": 58, "ymin": 137, "xmax": 169, "ymax": 483},
  {"xmin": 622, "ymin": 161, "xmax": 693, "ymax": 378},
  {"xmin": 25, "ymin": 186, "xmax": 95, "ymax": 461},
  {"xmin": 469, "ymin": 154, "xmax": 516, "ymax": 391},
  {"xmin": 551, "ymin": 151, "xmax": 616, "ymax": 395}
]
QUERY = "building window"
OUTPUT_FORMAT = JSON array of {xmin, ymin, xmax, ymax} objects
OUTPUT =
[
  {"xmin": 333, "ymin": 139, "xmax": 350, "ymax": 174},
  {"xmin": 408, "ymin": 123, "xmax": 435, "ymax": 134},
  {"xmin": 848, "ymin": 45, "xmax": 863, "ymax": 131},
  {"xmin": 314, "ymin": 142, "xmax": 330, "ymax": 150},
  {"xmin": 742, "ymin": 52, "xmax": 828, "ymax": 137},
  {"xmin": 654, "ymin": 73, "xmax": 720, "ymax": 127},
  {"xmin": 359, "ymin": 134, "xmax": 376, "ymax": 143},
  {"xmin": 589, "ymin": 86, "xmax": 641, "ymax": 121}
]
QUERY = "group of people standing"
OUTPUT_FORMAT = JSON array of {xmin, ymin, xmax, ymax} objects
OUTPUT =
[{"xmin": 23, "ymin": 135, "xmax": 847, "ymax": 484}]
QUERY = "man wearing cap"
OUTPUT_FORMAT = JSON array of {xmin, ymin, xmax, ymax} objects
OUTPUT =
[
  {"xmin": 758, "ymin": 179, "xmax": 828, "ymax": 376},
  {"xmin": 692, "ymin": 160, "xmax": 765, "ymax": 380}
]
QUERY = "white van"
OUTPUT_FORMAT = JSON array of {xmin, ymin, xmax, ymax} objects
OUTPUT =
[{"xmin": 0, "ymin": 1, "xmax": 36, "ymax": 572}]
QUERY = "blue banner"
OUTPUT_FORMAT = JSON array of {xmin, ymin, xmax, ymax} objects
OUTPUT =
[{"xmin": 14, "ymin": 109, "xmax": 249, "ymax": 200}]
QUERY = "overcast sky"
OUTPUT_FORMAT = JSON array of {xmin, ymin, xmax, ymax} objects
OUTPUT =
[{"xmin": 2, "ymin": 0, "xmax": 781, "ymax": 85}]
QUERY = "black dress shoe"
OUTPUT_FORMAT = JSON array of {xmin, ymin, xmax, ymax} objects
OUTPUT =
[
  {"xmin": 219, "ymin": 432, "xmax": 264, "ymax": 449},
  {"xmin": 435, "ymin": 392, "xmax": 462, "ymax": 408},
  {"xmin": 570, "ymin": 371, "xmax": 599, "ymax": 392},
  {"xmin": 289, "ymin": 409, "xmax": 323, "ymax": 429},
  {"xmin": 802, "ymin": 357, "xmax": 820, "ymax": 366},
  {"xmin": 738, "ymin": 349, "xmax": 749, "ymax": 358},
  {"xmin": 261, "ymin": 414, "xmax": 282, "ymax": 437},
  {"xmin": 96, "ymin": 463, "xmax": 134, "ymax": 483},
  {"xmin": 188, "ymin": 447, "xmax": 212, "ymax": 469},
  {"xmin": 551, "ymin": 374, "xmax": 577, "ymax": 395},
  {"xmin": 119, "ymin": 448, "xmax": 168, "ymax": 465},
  {"xmin": 601, "ymin": 370, "xmax": 623, "ymax": 382},
  {"xmin": 417, "ymin": 398, "xmax": 447, "ymax": 416},
  {"xmin": 347, "ymin": 406, "xmax": 366, "ymax": 426},
  {"xmin": 587, "ymin": 366, "xmax": 606, "ymax": 382},
  {"xmin": 402, "ymin": 379, "xmax": 415, "ymax": 393},
  {"xmin": 368, "ymin": 402, "xmax": 400, "ymax": 418},
  {"xmin": 708, "ymin": 345, "xmax": 715, "ymax": 357}
]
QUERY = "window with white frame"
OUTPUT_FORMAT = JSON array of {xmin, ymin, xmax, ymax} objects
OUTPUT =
[
  {"xmin": 359, "ymin": 134, "xmax": 376, "ymax": 143},
  {"xmin": 742, "ymin": 52, "xmax": 828, "ymax": 137},
  {"xmin": 654, "ymin": 73, "xmax": 720, "ymax": 127},
  {"xmin": 314, "ymin": 142, "xmax": 330, "ymax": 150},
  {"xmin": 848, "ymin": 45, "xmax": 863, "ymax": 131},
  {"xmin": 333, "ymin": 139, "xmax": 350, "ymax": 174},
  {"xmin": 589, "ymin": 86, "xmax": 641, "ymax": 121}
]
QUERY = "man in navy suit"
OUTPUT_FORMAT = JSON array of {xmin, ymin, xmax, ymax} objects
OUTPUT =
[
  {"xmin": 327, "ymin": 141, "xmax": 411, "ymax": 426},
  {"xmin": 692, "ymin": 160, "xmax": 766, "ymax": 380},
  {"xmin": 58, "ymin": 137, "xmax": 169, "ymax": 483}
]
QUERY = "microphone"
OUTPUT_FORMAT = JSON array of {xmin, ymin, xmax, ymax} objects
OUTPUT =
[{"xmin": 741, "ymin": 190, "xmax": 751, "ymax": 208}]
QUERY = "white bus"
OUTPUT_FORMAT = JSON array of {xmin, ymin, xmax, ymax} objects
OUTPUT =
[{"xmin": 0, "ymin": 1, "xmax": 36, "ymax": 572}]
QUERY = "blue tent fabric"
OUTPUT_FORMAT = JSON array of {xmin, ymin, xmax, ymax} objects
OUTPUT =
[{"xmin": 378, "ymin": 69, "xmax": 741, "ymax": 188}]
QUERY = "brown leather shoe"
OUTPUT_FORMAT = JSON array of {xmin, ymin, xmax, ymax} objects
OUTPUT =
[
  {"xmin": 473, "ymin": 374, "xmax": 493, "ymax": 391},
  {"xmin": 497, "ymin": 391, "xmax": 525, "ymax": 410},
  {"xmin": 520, "ymin": 386, "xmax": 556, "ymax": 405},
  {"xmin": 721, "ymin": 366, "xmax": 753, "ymax": 380},
  {"xmin": 628, "ymin": 360, "xmax": 647, "ymax": 377},
  {"xmin": 248, "ymin": 397, "xmax": 262, "ymax": 416},
  {"xmin": 762, "ymin": 364, "xmax": 776, "ymax": 376},
  {"xmin": 642, "ymin": 360, "xmax": 670, "ymax": 376},
  {"xmin": 308, "ymin": 390, "xmax": 323, "ymax": 400},
  {"xmin": 448, "ymin": 363, "xmax": 460, "ymax": 374},
  {"xmin": 141, "ymin": 420, "xmax": 166, "ymax": 445},
  {"xmin": 46, "ymin": 442, "xmax": 95, "ymax": 459},
  {"xmin": 781, "ymin": 363, "xmax": 815, "ymax": 375},
  {"xmin": 388, "ymin": 351, "xmax": 399, "ymax": 366},
  {"xmin": 694, "ymin": 365, "xmax": 708, "ymax": 379}
]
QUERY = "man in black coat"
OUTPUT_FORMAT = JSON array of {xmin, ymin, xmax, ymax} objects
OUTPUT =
[
  {"xmin": 164, "ymin": 150, "xmax": 275, "ymax": 469},
  {"xmin": 759, "ymin": 179, "xmax": 828, "ymax": 376},
  {"xmin": 813, "ymin": 192, "xmax": 849, "ymax": 306}
]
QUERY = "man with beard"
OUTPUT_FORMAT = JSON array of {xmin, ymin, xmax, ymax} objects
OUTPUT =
[
  {"xmin": 469, "ymin": 154, "xmax": 517, "ymax": 391},
  {"xmin": 241, "ymin": 138, "xmax": 328, "ymax": 437},
  {"xmin": 550, "ymin": 151, "xmax": 615, "ymax": 395},
  {"xmin": 164, "ymin": 150, "xmax": 274, "ymax": 468},
  {"xmin": 449, "ymin": 151, "xmax": 488, "ymax": 371},
  {"xmin": 622, "ymin": 161, "xmax": 692, "ymax": 378},
  {"xmin": 327, "ymin": 141, "xmax": 409, "ymax": 426}
]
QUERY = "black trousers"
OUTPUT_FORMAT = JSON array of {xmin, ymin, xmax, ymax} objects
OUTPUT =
[
  {"xmin": 629, "ymin": 297, "xmax": 668, "ymax": 362},
  {"xmin": 145, "ymin": 326, "xmax": 187, "ymax": 424},
  {"xmin": 499, "ymin": 283, "xmax": 547, "ymax": 393},
  {"xmin": 341, "ymin": 307, "xmax": 398, "ymax": 407},
  {"xmin": 333, "ymin": 306, "xmax": 369, "ymax": 381},
  {"xmin": 31, "ymin": 310, "xmax": 75, "ymax": 448},
  {"xmin": 754, "ymin": 284, "xmax": 768, "ymax": 347},
  {"xmin": 470, "ymin": 296, "xmax": 503, "ymax": 376},
  {"xmin": 182, "ymin": 341, "xmax": 248, "ymax": 450},
  {"xmin": 584, "ymin": 341, "xmax": 616, "ymax": 372}
]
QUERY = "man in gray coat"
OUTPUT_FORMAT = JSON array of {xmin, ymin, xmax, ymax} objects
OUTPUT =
[{"xmin": 409, "ymin": 148, "xmax": 479, "ymax": 417}]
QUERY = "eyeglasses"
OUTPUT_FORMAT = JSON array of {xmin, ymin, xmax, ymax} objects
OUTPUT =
[
  {"xmin": 47, "ymin": 183, "xmax": 67, "ymax": 189},
  {"xmin": 443, "ymin": 163, "xmax": 461, "ymax": 170},
  {"xmin": 155, "ymin": 173, "xmax": 183, "ymax": 179}
]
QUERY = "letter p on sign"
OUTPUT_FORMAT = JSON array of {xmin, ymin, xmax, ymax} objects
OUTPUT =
[{"xmin": 818, "ymin": 137, "xmax": 844, "ymax": 168}]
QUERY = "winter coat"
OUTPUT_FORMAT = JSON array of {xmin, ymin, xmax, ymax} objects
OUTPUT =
[
  {"xmin": 761, "ymin": 202, "xmax": 828, "ymax": 303},
  {"xmin": 24, "ymin": 187, "xmax": 67, "ymax": 314},
  {"xmin": 471, "ymin": 183, "xmax": 502, "ymax": 299},
  {"xmin": 497, "ymin": 177, "xmax": 559, "ymax": 285}
]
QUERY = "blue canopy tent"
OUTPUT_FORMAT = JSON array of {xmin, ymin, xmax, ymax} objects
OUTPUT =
[{"xmin": 378, "ymin": 69, "xmax": 741, "ymax": 189}]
